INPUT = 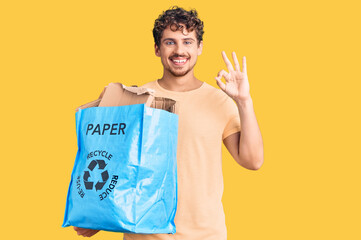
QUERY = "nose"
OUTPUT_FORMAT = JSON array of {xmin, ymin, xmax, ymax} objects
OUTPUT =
[{"xmin": 174, "ymin": 43, "xmax": 186, "ymax": 56}]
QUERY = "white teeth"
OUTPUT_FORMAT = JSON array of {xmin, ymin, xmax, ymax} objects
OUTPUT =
[{"xmin": 173, "ymin": 59, "xmax": 187, "ymax": 63}]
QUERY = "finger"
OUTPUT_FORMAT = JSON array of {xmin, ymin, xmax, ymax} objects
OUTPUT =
[
  {"xmin": 73, "ymin": 227, "xmax": 90, "ymax": 236},
  {"xmin": 242, "ymin": 56, "xmax": 247, "ymax": 73},
  {"xmin": 215, "ymin": 76, "xmax": 226, "ymax": 92},
  {"xmin": 76, "ymin": 229, "xmax": 89, "ymax": 236},
  {"xmin": 87, "ymin": 230, "xmax": 100, "ymax": 237},
  {"xmin": 84, "ymin": 229, "xmax": 99, "ymax": 237},
  {"xmin": 232, "ymin": 52, "xmax": 241, "ymax": 71},
  {"xmin": 79, "ymin": 229, "xmax": 97, "ymax": 237},
  {"xmin": 82, "ymin": 230, "xmax": 96, "ymax": 237},
  {"xmin": 217, "ymin": 69, "xmax": 231, "ymax": 82},
  {"xmin": 221, "ymin": 51, "xmax": 234, "ymax": 72},
  {"xmin": 73, "ymin": 226, "xmax": 83, "ymax": 234}
]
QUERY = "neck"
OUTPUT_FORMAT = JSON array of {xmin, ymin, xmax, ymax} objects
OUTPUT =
[{"xmin": 158, "ymin": 69, "xmax": 203, "ymax": 92}]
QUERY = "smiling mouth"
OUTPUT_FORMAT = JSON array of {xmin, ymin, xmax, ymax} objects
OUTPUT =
[{"xmin": 170, "ymin": 58, "xmax": 189, "ymax": 66}]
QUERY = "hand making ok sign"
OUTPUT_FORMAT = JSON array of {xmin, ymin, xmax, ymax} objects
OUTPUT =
[{"xmin": 215, "ymin": 51, "xmax": 251, "ymax": 102}]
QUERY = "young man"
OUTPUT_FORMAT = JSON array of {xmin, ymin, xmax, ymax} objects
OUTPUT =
[{"xmin": 74, "ymin": 6, "xmax": 263, "ymax": 240}]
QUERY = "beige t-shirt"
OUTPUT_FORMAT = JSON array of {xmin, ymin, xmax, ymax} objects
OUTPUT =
[{"xmin": 124, "ymin": 80, "xmax": 241, "ymax": 240}]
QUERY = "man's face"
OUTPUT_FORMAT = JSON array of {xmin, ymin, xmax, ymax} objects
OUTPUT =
[{"xmin": 155, "ymin": 24, "xmax": 203, "ymax": 77}]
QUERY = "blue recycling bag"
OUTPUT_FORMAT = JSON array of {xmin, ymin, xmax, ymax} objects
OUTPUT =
[{"xmin": 62, "ymin": 104, "xmax": 178, "ymax": 234}]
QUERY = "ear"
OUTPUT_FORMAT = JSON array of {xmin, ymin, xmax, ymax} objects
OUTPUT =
[
  {"xmin": 155, "ymin": 43, "xmax": 161, "ymax": 57},
  {"xmin": 197, "ymin": 41, "xmax": 203, "ymax": 56}
]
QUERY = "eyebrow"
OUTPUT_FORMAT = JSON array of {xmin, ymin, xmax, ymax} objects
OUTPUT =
[{"xmin": 162, "ymin": 38, "xmax": 196, "ymax": 42}]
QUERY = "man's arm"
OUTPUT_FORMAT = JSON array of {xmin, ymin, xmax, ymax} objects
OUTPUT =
[
  {"xmin": 216, "ymin": 51, "xmax": 264, "ymax": 170},
  {"xmin": 223, "ymin": 97, "xmax": 264, "ymax": 170}
]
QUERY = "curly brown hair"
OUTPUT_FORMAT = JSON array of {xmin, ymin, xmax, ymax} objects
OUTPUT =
[{"xmin": 153, "ymin": 6, "xmax": 204, "ymax": 47}]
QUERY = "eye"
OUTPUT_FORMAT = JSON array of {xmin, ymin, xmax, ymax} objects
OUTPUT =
[
  {"xmin": 166, "ymin": 41, "xmax": 175, "ymax": 45},
  {"xmin": 184, "ymin": 41, "xmax": 192, "ymax": 45}
]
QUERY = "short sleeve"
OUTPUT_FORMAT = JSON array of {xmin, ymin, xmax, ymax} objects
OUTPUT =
[{"xmin": 222, "ymin": 97, "xmax": 241, "ymax": 140}]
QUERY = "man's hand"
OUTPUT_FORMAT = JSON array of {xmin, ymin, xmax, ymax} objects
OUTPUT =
[
  {"xmin": 215, "ymin": 51, "xmax": 250, "ymax": 102},
  {"xmin": 73, "ymin": 227, "xmax": 100, "ymax": 237}
]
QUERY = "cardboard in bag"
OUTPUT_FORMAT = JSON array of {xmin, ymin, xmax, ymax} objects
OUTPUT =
[
  {"xmin": 76, "ymin": 82, "xmax": 177, "ymax": 114},
  {"xmin": 151, "ymin": 97, "xmax": 177, "ymax": 113},
  {"xmin": 99, "ymin": 82, "xmax": 155, "ymax": 107}
]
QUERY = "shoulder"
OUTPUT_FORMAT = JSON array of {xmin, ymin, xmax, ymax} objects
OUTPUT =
[
  {"xmin": 202, "ymin": 82, "xmax": 233, "ymax": 105},
  {"xmin": 202, "ymin": 82, "xmax": 239, "ymax": 117},
  {"xmin": 140, "ymin": 81, "xmax": 157, "ymax": 89}
]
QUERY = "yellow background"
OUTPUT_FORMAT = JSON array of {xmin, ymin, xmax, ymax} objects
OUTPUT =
[{"xmin": 1, "ymin": 0, "xmax": 360, "ymax": 239}]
